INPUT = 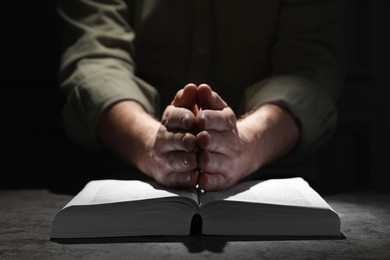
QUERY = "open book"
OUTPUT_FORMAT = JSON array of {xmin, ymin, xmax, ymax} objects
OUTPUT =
[{"xmin": 50, "ymin": 177, "xmax": 341, "ymax": 238}]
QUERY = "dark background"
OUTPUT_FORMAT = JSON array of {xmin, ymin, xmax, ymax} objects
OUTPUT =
[{"xmin": 0, "ymin": 1, "xmax": 389, "ymax": 193}]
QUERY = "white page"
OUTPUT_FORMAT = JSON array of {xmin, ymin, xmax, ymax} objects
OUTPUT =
[
  {"xmin": 64, "ymin": 180, "xmax": 198, "ymax": 208},
  {"xmin": 200, "ymin": 177, "xmax": 331, "ymax": 209}
]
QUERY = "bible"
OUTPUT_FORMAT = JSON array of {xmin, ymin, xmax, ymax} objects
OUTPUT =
[{"xmin": 50, "ymin": 177, "xmax": 341, "ymax": 238}]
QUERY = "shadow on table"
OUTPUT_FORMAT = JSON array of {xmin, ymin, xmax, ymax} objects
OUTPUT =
[{"xmin": 51, "ymin": 233, "xmax": 346, "ymax": 253}]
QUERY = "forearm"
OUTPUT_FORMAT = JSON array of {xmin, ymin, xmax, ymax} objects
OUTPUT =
[
  {"xmin": 243, "ymin": 75, "xmax": 338, "ymax": 153},
  {"xmin": 238, "ymin": 103, "xmax": 300, "ymax": 176},
  {"xmin": 96, "ymin": 100, "xmax": 160, "ymax": 176},
  {"xmin": 58, "ymin": 0, "xmax": 159, "ymax": 150}
]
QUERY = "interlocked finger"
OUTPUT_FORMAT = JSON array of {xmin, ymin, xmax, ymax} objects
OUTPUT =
[
  {"xmin": 198, "ymin": 172, "xmax": 229, "ymax": 191},
  {"xmin": 198, "ymin": 150, "xmax": 230, "ymax": 175},
  {"xmin": 162, "ymin": 170, "xmax": 199, "ymax": 189},
  {"xmin": 167, "ymin": 151, "xmax": 198, "ymax": 173},
  {"xmin": 165, "ymin": 131, "xmax": 196, "ymax": 152},
  {"xmin": 162, "ymin": 105, "xmax": 196, "ymax": 130},
  {"xmin": 196, "ymin": 108, "xmax": 236, "ymax": 131},
  {"xmin": 201, "ymin": 130, "xmax": 239, "ymax": 154}
]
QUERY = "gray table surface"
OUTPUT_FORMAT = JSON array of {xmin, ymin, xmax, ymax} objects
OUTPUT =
[{"xmin": 1, "ymin": 188, "xmax": 389, "ymax": 259}]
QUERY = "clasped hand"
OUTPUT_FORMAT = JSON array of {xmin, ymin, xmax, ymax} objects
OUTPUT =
[{"xmin": 150, "ymin": 83, "xmax": 256, "ymax": 191}]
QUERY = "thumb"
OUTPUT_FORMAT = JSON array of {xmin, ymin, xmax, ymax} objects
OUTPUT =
[
  {"xmin": 197, "ymin": 84, "xmax": 227, "ymax": 110},
  {"xmin": 171, "ymin": 83, "xmax": 198, "ymax": 113}
]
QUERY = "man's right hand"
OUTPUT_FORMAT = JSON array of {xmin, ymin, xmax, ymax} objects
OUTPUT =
[
  {"xmin": 149, "ymin": 83, "xmax": 199, "ymax": 188},
  {"xmin": 97, "ymin": 83, "xmax": 200, "ymax": 189}
]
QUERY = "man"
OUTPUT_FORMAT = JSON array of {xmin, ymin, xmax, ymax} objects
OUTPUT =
[{"xmin": 57, "ymin": 0, "xmax": 345, "ymax": 191}]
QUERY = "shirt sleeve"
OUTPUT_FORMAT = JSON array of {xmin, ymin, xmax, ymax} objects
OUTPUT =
[
  {"xmin": 57, "ymin": 0, "xmax": 159, "ymax": 150},
  {"xmin": 242, "ymin": 0, "xmax": 346, "ymax": 154}
]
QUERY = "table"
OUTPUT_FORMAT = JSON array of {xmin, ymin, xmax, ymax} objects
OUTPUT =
[{"xmin": 1, "ymin": 188, "xmax": 389, "ymax": 259}]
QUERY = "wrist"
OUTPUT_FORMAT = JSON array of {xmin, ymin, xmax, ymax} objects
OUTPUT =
[
  {"xmin": 238, "ymin": 103, "xmax": 300, "ymax": 172},
  {"xmin": 97, "ymin": 100, "xmax": 160, "ymax": 174}
]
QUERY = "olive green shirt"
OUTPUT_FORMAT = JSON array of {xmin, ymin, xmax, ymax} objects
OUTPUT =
[{"xmin": 57, "ymin": 0, "xmax": 345, "ymax": 155}]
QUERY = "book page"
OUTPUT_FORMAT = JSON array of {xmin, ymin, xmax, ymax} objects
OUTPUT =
[
  {"xmin": 199, "ymin": 177, "xmax": 331, "ymax": 209},
  {"xmin": 64, "ymin": 180, "xmax": 198, "ymax": 208}
]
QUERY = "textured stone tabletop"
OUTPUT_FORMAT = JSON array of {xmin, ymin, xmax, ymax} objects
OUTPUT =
[{"xmin": 1, "ymin": 188, "xmax": 389, "ymax": 259}]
